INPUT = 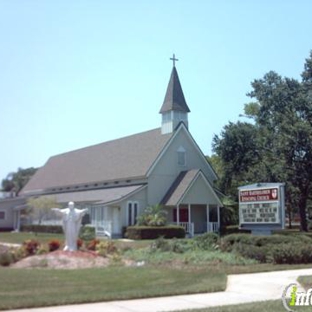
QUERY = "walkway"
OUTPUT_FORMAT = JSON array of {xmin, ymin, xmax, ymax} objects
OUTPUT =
[{"xmin": 4, "ymin": 268, "xmax": 312, "ymax": 312}]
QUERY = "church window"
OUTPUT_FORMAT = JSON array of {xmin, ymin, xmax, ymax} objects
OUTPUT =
[
  {"xmin": 177, "ymin": 146, "xmax": 186, "ymax": 166},
  {"xmin": 127, "ymin": 201, "xmax": 139, "ymax": 226},
  {"xmin": 0, "ymin": 211, "xmax": 5, "ymax": 220}
]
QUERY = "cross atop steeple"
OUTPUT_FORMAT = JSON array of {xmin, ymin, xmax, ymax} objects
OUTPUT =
[{"xmin": 170, "ymin": 54, "xmax": 179, "ymax": 67}]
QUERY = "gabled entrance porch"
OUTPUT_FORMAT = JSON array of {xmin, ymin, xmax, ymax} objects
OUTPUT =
[
  {"xmin": 170, "ymin": 204, "xmax": 220, "ymax": 237},
  {"xmin": 161, "ymin": 169, "xmax": 223, "ymax": 237}
]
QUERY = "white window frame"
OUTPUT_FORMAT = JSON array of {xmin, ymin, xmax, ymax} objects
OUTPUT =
[
  {"xmin": 177, "ymin": 146, "xmax": 186, "ymax": 166},
  {"xmin": 127, "ymin": 201, "xmax": 139, "ymax": 226}
]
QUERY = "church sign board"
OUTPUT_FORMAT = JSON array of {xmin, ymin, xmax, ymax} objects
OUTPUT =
[{"xmin": 238, "ymin": 183, "xmax": 285, "ymax": 235}]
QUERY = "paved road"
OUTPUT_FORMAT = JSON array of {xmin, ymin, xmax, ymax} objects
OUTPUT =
[{"xmin": 4, "ymin": 268, "xmax": 312, "ymax": 312}]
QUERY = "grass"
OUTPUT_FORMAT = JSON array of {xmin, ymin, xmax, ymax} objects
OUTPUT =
[
  {"xmin": 0, "ymin": 232, "xmax": 64, "ymax": 245},
  {"xmin": 0, "ymin": 266, "xmax": 226, "ymax": 310},
  {"xmin": 177, "ymin": 300, "xmax": 311, "ymax": 311}
]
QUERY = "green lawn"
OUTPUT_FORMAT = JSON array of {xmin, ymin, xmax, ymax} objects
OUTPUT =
[
  {"xmin": 179, "ymin": 300, "xmax": 312, "ymax": 312},
  {"xmin": 0, "ymin": 266, "xmax": 226, "ymax": 310},
  {"xmin": 0, "ymin": 232, "xmax": 64, "ymax": 245}
]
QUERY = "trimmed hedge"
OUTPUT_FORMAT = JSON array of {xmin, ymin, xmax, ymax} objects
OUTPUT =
[
  {"xmin": 126, "ymin": 226, "xmax": 185, "ymax": 240},
  {"xmin": 21, "ymin": 224, "xmax": 63, "ymax": 234}
]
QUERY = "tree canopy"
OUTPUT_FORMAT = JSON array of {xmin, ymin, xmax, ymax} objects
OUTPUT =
[
  {"xmin": 212, "ymin": 51, "xmax": 312, "ymax": 231},
  {"xmin": 1, "ymin": 167, "xmax": 37, "ymax": 195}
]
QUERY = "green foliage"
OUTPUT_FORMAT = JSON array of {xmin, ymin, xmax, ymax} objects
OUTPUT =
[
  {"xmin": 193, "ymin": 232, "xmax": 219, "ymax": 250},
  {"xmin": 126, "ymin": 225, "xmax": 185, "ymax": 239},
  {"xmin": 220, "ymin": 233, "xmax": 312, "ymax": 264},
  {"xmin": 95, "ymin": 240, "xmax": 118, "ymax": 257},
  {"xmin": 136, "ymin": 204, "xmax": 167, "ymax": 226},
  {"xmin": 1, "ymin": 167, "xmax": 37, "ymax": 194},
  {"xmin": 0, "ymin": 252, "xmax": 14, "ymax": 266},
  {"xmin": 212, "ymin": 51, "xmax": 312, "ymax": 231},
  {"xmin": 79, "ymin": 225, "xmax": 96, "ymax": 241},
  {"xmin": 271, "ymin": 244, "xmax": 312, "ymax": 264}
]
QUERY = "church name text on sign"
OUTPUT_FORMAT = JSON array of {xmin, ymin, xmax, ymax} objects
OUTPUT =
[{"xmin": 239, "ymin": 188, "xmax": 278, "ymax": 202}]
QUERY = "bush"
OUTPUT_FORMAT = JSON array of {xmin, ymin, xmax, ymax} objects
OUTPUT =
[
  {"xmin": 271, "ymin": 244, "xmax": 312, "ymax": 264},
  {"xmin": 233, "ymin": 244, "xmax": 268, "ymax": 263},
  {"xmin": 79, "ymin": 226, "xmax": 95, "ymax": 241},
  {"xmin": 23, "ymin": 239, "xmax": 40, "ymax": 256},
  {"xmin": 194, "ymin": 232, "xmax": 219, "ymax": 250},
  {"xmin": 87, "ymin": 239, "xmax": 100, "ymax": 251},
  {"xmin": 96, "ymin": 241, "xmax": 118, "ymax": 257},
  {"xmin": 220, "ymin": 233, "xmax": 309, "ymax": 252},
  {"xmin": 48, "ymin": 239, "xmax": 61, "ymax": 252},
  {"xmin": 126, "ymin": 226, "xmax": 185, "ymax": 240},
  {"xmin": 150, "ymin": 237, "xmax": 189, "ymax": 254},
  {"xmin": 0, "ymin": 252, "xmax": 14, "ymax": 266},
  {"xmin": 21, "ymin": 224, "xmax": 63, "ymax": 234}
]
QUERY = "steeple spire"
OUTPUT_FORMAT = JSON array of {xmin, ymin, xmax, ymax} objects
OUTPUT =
[{"xmin": 160, "ymin": 55, "xmax": 190, "ymax": 134}]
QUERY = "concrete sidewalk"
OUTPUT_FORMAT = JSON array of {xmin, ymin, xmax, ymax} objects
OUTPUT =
[{"xmin": 4, "ymin": 268, "xmax": 312, "ymax": 312}]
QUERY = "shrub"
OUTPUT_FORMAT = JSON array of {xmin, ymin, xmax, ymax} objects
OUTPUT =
[
  {"xmin": 87, "ymin": 239, "xmax": 100, "ymax": 251},
  {"xmin": 79, "ymin": 226, "xmax": 95, "ymax": 241},
  {"xmin": 36, "ymin": 245, "xmax": 49, "ymax": 255},
  {"xmin": 48, "ymin": 239, "xmax": 61, "ymax": 252},
  {"xmin": 23, "ymin": 239, "xmax": 40, "ymax": 256},
  {"xmin": 21, "ymin": 224, "xmax": 63, "ymax": 234},
  {"xmin": 0, "ymin": 252, "xmax": 14, "ymax": 266},
  {"xmin": 194, "ymin": 232, "xmax": 219, "ymax": 250},
  {"xmin": 126, "ymin": 226, "xmax": 185, "ymax": 239},
  {"xmin": 233, "ymin": 244, "xmax": 268, "ymax": 263},
  {"xmin": 271, "ymin": 244, "xmax": 312, "ymax": 264},
  {"xmin": 136, "ymin": 205, "xmax": 167, "ymax": 226},
  {"xmin": 96, "ymin": 241, "xmax": 118, "ymax": 257}
]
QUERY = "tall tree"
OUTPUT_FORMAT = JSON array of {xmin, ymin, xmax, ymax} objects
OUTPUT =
[
  {"xmin": 1, "ymin": 167, "xmax": 37, "ymax": 195},
  {"xmin": 213, "ymin": 51, "xmax": 312, "ymax": 231}
]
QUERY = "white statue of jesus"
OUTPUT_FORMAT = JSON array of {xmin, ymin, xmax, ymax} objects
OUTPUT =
[{"xmin": 52, "ymin": 201, "xmax": 88, "ymax": 251}]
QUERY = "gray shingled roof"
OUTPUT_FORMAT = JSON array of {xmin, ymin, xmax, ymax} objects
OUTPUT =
[
  {"xmin": 159, "ymin": 66, "xmax": 190, "ymax": 113},
  {"xmin": 161, "ymin": 169, "xmax": 200, "ymax": 206},
  {"xmin": 44, "ymin": 185, "xmax": 145, "ymax": 204},
  {"xmin": 22, "ymin": 128, "xmax": 172, "ymax": 193}
]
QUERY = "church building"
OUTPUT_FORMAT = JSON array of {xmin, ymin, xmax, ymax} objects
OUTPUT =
[{"xmin": 13, "ymin": 57, "xmax": 223, "ymax": 237}]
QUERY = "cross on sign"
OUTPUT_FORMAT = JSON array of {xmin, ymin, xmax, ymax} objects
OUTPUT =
[{"xmin": 170, "ymin": 54, "xmax": 178, "ymax": 67}]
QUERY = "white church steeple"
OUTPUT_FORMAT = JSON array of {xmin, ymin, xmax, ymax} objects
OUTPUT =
[{"xmin": 159, "ymin": 54, "xmax": 190, "ymax": 134}]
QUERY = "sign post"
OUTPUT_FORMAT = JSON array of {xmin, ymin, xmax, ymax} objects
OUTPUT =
[{"xmin": 238, "ymin": 183, "xmax": 285, "ymax": 235}]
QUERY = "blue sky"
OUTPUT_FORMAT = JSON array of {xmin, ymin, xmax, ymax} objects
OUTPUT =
[{"xmin": 1, "ymin": 0, "xmax": 312, "ymax": 182}]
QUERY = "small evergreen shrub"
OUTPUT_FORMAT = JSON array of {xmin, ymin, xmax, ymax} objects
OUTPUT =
[
  {"xmin": 126, "ymin": 226, "xmax": 185, "ymax": 239},
  {"xmin": 79, "ymin": 226, "xmax": 96, "ymax": 241},
  {"xmin": 0, "ymin": 252, "xmax": 14, "ymax": 266},
  {"xmin": 21, "ymin": 225, "xmax": 63, "ymax": 234},
  {"xmin": 194, "ymin": 232, "xmax": 219, "ymax": 250},
  {"xmin": 233, "ymin": 244, "xmax": 268, "ymax": 263},
  {"xmin": 271, "ymin": 244, "xmax": 312, "ymax": 264}
]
